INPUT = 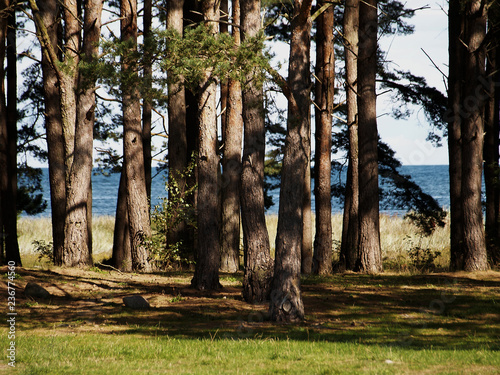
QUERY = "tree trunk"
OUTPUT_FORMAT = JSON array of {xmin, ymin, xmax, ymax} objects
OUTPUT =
[
  {"xmin": 240, "ymin": 0, "xmax": 274, "ymax": 302},
  {"xmin": 356, "ymin": 0, "xmax": 382, "ymax": 274},
  {"xmin": 339, "ymin": 0, "xmax": 359, "ymax": 272},
  {"xmin": 167, "ymin": 0, "xmax": 189, "ymax": 255},
  {"xmin": 269, "ymin": 0, "xmax": 312, "ymax": 322},
  {"xmin": 121, "ymin": 0, "xmax": 152, "ymax": 272},
  {"xmin": 484, "ymin": 7, "xmax": 500, "ymax": 266},
  {"xmin": 63, "ymin": 0, "xmax": 103, "ymax": 267},
  {"xmin": 447, "ymin": 0, "xmax": 464, "ymax": 271},
  {"xmin": 143, "ymin": 0, "xmax": 152, "ymax": 204},
  {"xmin": 183, "ymin": 0, "xmax": 201, "ymax": 262},
  {"xmin": 191, "ymin": 0, "xmax": 221, "ymax": 290},
  {"xmin": 312, "ymin": 0, "xmax": 334, "ymax": 275},
  {"xmin": 112, "ymin": 169, "xmax": 132, "ymax": 271},
  {"xmin": 460, "ymin": 0, "xmax": 488, "ymax": 271},
  {"xmin": 30, "ymin": 0, "xmax": 67, "ymax": 265},
  {"xmin": 0, "ymin": 0, "xmax": 8, "ymax": 263},
  {"xmin": 302, "ymin": 158, "xmax": 313, "ymax": 274},
  {"xmin": 0, "ymin": 1, "xmax": 21, "ymax": 265},
  {"xmin": 220, "ymin": 0, "xmax": 243, "ymax": 273}
]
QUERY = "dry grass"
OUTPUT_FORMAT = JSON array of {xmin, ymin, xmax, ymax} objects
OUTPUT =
[
  {"xmin": 18, "ymin": 213, "xmax": 450, "ymax": 271},
  {"xmin": 266, "ymin": 213, "xmax": 450, "ymax": 271},
  {"xmin": 18, "ymin": 215, "xmax": 115, "ymax": 266}
]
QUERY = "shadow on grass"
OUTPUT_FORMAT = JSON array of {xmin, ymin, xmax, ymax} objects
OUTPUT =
[{"xmin": 4, "ymin": 267, "xmax": 499, "ymax": 351}]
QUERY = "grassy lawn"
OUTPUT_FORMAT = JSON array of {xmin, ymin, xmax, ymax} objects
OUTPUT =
[{"xmin": 1, "ymin": 267, "xmax": 499, "ymax": 374}]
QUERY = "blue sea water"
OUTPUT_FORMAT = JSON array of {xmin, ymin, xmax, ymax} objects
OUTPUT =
[{"xmin": 31, "ymin": 165, "xmax": 451, "ymax": 217}]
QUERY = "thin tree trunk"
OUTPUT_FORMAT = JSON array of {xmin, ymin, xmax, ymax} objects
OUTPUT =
[
  {"xmin": 143, "ymin": 0, "xmax": 152, "ymax": 204},
  {"xmin": 220, "ymin": 0, "xmax": 242, "ymax": 273},
  {"xmin": 0, "ymin": 2, "xmax": 20, "ymax": 265},
  {"xmin": 240, "ymin": 0, "xmax": 274, "ymax": 302},
  {"xmin": 460, "ymin": 0, "xmax": 488, "ymax": 271},
  {"xmin": 112, "ymin": 169, "xmax": 132, "ymax": 271},
  {"xmin": 121, "ymin": 0, "xmax": 152, "ymax": 272},
  {"xmin": 447, "ymin": 0, "xmax": 464, "ymax": 271},
  {"xmin": 269, "ymin": 0, "xmax": 312, "ymax": 322},
  {"xmin": 191, "ymin": 0, "xmax": 221, "ymax": 290},
  {"xmin": 356, "ymin": 0, "xmax": 382, "ymax": 274},
  {"xmin": 340, "ymin": 0, "xmax": 359, "ymax": 272},
  {"xmin": 0, "ymin": 0, "xmax": 8, "ymax": 263},
  {"xmin": 313, "ymin": 0, "xmax": 334, "ymax": 275},
  {"xmin": 167, "ymin": 0, "xmax": 188, "ymax": 254},
  {"xmin": 183, "ymin": 0, "xmax": 201, "ymax": 262}
]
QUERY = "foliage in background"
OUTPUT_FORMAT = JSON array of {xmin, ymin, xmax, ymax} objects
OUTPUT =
[{"xmin": 149, "ymin": 157, "xmax": 197, "ymax": 269}]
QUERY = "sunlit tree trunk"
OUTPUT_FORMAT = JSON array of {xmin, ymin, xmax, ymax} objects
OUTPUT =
[
  {"xmin": 30, "ymin": 0, "xmax": 66, "ymax": 265},
  {"xmin": 167, "ymin": 0, "xmax": 189, "ymax": 256},
  {"xmin": 269, "ymin": 0, "xmax": 312, "ymax": 322},
  {"xmin": 313, "ymin": 0, "xmax": 334, "ymax": 275},
  {"xmin": 240, "ymin": 0, "xmax": 274, "ymax": 302},
  {"xmin": 221, "ymin": 0, "xmax": 243, "ymax": 273},
  {"xmin": 191, "ymin": 0, "xmax": 221, "ymax": 290},
  {"xmin": 356, "ymin": 0, "xmax": 382, "ymax": 273},
  {"xmin": 63, "ymin": 0, "xmax": 103, "ymax": 267},
  {"xmin": 460, "ymin": 0, "xmax": 488, "ymax": 271},
  {"xmin": 339, "ymin": 0, "xmax": 359, "ymax": 272},
  {"xmin": 121, "ymin": 0, "xmax": 152, "ymax": 272}
]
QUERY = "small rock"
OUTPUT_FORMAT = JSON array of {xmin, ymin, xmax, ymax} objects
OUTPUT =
[
  {"xmin": 24, "ymin": 282, "xmax": 51, "ymax": 299},
  {"xmin": 385, "ymin": 360, "xmax": 394, "ymax": 364},
  {"xmin": 123, "ymin": 295, "xmax": 150, "ymax": 309}
]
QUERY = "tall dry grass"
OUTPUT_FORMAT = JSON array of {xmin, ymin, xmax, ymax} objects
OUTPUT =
[
  {"xmin": 18, "ymin": 216, "xmax": 115, "ymax": 266},
  {"xmin": 18, "ymin": 213, "xmax": 450, "ymax": 271},
  {"xmin": 266, "ymin": 213, "xmax": 450, "ymax": 271}
]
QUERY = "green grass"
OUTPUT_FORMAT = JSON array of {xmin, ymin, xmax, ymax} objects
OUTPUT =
[
  {"xmin": 14, "ymin": 334, "xmax": 500, "ymax": 374},
  {"xmin": 4, "ymin": 268, "xmax": 499, "ymax": 374}
]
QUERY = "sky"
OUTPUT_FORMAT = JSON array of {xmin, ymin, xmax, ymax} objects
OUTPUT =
[{"xmin": 377, "ymin": 0, "xmax": 449, "ymax": 165}]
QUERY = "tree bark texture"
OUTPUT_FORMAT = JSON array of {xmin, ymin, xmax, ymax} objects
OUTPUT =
[
  {"xmin": 30, "ymin": 0, "xmax": 67, "ymax": 265},
  {"xmin": 221, "ymin": 0, "xmax": 243, "ymax": 273},
  {"xmin": 167, "ymin": 0, "xmax": 189, "ymax": 254},
  {"xmin": 339, "ymin": 0, "xmax": 360, "ymax": 272},
  {"xmin": 0, "ymin": 0, "xmax": 8, "ymax": 263},
  {"xmin": 460, "ymin": 0, "xmax": 488, "ymax": 271},
  {"xmin": 143, "ymin": 0, "xmax": 153, "ymax": 204},
  {"xmin": 63, "ymin": 0, "xmax": 103, "ymax": 267},
  {"xmin": 484, "ymin": 6, "xmax": 500, "ymax": 266},
  {"xmin": 356, "ymin": 0, "xmax": 382, "ymax": 274},
  {"xmin": 240, "ymin": 0, "xmax": 274, "ymax": 302},
  {"xmin": 447, "ymin": 0, "xmax": 464, "ymax": 271},
  {"xmin": 0, "ymin": 1, "xmax": 21, "ymax": 265},
  {"xmin": 121, "ymin": 0, "xmax": 152, "ymax": 272},
  {"xmin": 112, "ymin": 170, "xmax": 132, "ymax": 271},
  {"xmin": 191, "ymin": 0, "xmax": 221, "ymax": 290},
  {"xmin": 313, "ymin": 0, "xmax": 334, "ymax": 275},
  {"xmin": 269, "ymin": 0, "xmax": 312, "ymax": 322}
]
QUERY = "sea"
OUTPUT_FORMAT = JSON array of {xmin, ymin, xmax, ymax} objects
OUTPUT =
[{"xmin": 29, "ymin": 165, "xmax": 451, "ymax": 217}]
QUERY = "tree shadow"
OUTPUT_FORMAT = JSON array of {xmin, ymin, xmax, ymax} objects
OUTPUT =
[{"xmin": 4, "ymin": 267, "xmax": 499, "ymax": 351}]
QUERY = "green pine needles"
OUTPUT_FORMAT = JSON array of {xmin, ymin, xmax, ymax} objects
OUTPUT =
[{"xmin": 97, "ymin": 23, "xmax": 272, "ymax": 103}]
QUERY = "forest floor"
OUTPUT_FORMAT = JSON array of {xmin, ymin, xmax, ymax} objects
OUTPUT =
[{"xmin": 1, "ymin": 266, "xmax": 499, "ymax": 374}]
